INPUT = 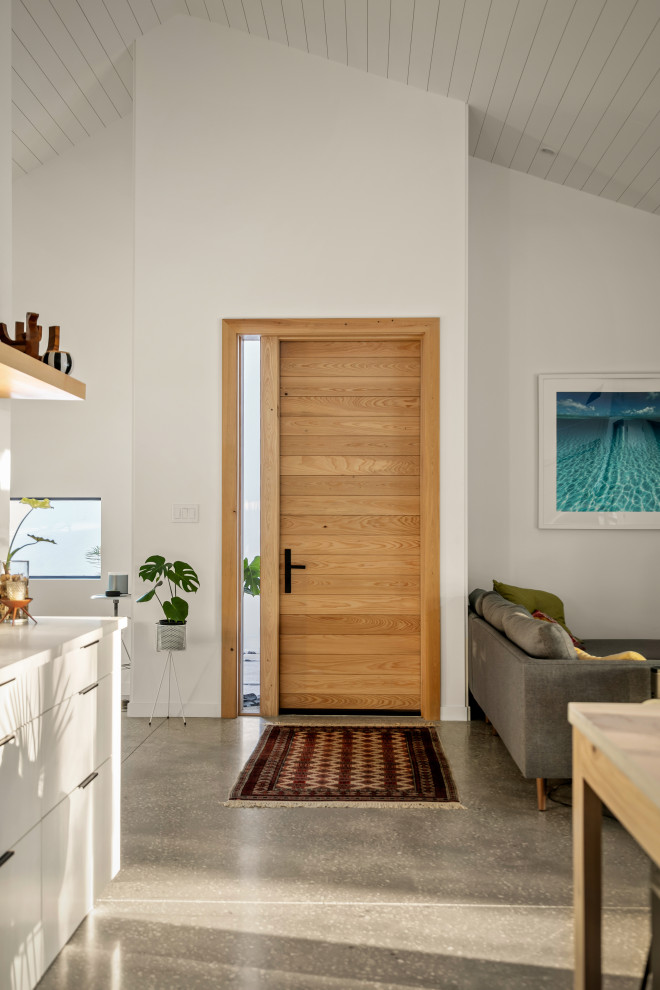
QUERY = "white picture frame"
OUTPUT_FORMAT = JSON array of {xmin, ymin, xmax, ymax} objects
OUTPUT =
[{"xmin": 539, "ymin": 373, "xmax": 660, "ymax": 530}]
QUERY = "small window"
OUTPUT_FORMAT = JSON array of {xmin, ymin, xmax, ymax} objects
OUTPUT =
[{"xmin": 9, "ymin": 498, "xmax": 102, "ymax": 579}]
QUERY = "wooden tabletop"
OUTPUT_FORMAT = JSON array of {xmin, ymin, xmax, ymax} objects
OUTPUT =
[{"xmin": 568, "ymin": 702, "xmax": 660, "ymax": 811}]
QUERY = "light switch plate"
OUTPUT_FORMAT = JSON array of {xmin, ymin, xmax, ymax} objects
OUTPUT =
[{"xmin": 172, "ymin": 503, "xmax": 199, "ymax": 523}]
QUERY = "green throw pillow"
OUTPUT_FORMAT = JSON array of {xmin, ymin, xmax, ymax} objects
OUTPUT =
[{"xmin": 492, "ymin": 579, "xmax": 582, "ymax": 645}]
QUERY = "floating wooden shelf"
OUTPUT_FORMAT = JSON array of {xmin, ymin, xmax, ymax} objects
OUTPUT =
[{"xmin": 0, "ymin": 342, "xmax": 85, "ymax": 400}]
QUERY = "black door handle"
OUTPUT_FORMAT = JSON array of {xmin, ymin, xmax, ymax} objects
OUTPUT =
[{"xmin": 284, "ymin": 548, "xmax": 305, "ymax": 594}]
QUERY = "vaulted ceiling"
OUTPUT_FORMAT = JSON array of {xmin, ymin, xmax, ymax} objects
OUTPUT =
[{"xmin": 11, "ymin": 0, "xmax": 660, "ymax": 215}]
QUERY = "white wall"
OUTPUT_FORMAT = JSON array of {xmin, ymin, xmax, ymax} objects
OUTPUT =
[
  {"xmin": 0, "ymin": 0, "xmax": 11, "ymax": 319},
  {"xmin": 469, "ymin": 157, "xmax": 660, "ymax": 638},
  {"xmin": 0, "ymin": 0, "xmax": 12, "ymax": 563},
  {"xmin": 12, "ymin": 118, "xmax": 134, "ymax": 659},
  {"xmin": 131, "ymin": 17, "xmax": 468, "ymax": 718}
]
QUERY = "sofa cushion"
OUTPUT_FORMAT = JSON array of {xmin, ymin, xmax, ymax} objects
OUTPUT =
[
  {"xmin": 532, "ymin": 610, "xmax": 581, "ymax": 647},
  {"xmin": 481, "ymin": 591, "xmax": 531, "ymax": 632},
  {"xmin": 493, "ymin": 579, "xmax": 581, "ymax": 643},
  {"xmin": 468, "ymin": 588, "xmax": 489, "ymax": 615},
  {"xmin": 502, "ymin": 608, "xmax": 577, "ymax": 660}
]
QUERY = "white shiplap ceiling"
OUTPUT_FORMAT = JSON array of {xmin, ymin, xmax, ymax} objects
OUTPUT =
[{"xmin": 10, "ymin": 0, "xmax": 660, "ymax": 215}]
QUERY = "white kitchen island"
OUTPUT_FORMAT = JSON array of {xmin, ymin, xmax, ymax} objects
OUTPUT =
[{"xmin": 0, "ymin": 617, "xmax": 126, "ymax": 990}]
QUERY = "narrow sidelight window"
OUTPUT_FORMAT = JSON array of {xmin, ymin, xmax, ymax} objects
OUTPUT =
[{"xmin": 240, "ymin": 339, "xmax": 261, "ymax": 712}]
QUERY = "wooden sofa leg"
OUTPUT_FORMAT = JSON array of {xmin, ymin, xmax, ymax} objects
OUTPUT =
[{"xmin": 536, "ymin": 778, "xmax": 547, "ymax": 812}]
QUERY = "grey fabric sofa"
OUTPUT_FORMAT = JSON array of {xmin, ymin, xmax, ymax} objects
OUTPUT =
[{"xmin": 468, "ymin": 599, "xmax": 659, "ymax": 810}]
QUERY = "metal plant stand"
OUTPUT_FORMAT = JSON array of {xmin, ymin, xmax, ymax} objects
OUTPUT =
[
  {"xmin": 149, "ymin": 651, "xmax": 187, "ymax": 726},
  {"xmin": 149, "ymin": 623, "xmax": 188, "ymax": 725}
]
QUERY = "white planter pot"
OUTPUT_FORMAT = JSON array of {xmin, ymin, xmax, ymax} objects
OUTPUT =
[{"xmin": 156, "ymin": 623, "xmax": 186, "ymax": 652}]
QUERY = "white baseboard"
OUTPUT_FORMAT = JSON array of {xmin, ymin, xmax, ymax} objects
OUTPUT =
[
  {"xmin": 440, "ymin": 706, "xmax": 470, "ymax": 721},
  {"xmin": 126, "ymin": 701, "xmax": 222, "ymax": 718}
]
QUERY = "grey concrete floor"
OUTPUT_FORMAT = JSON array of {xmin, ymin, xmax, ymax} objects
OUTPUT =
[{"xmin": 36, "ymin": 715, "xmax": 652, "ymax": 989}]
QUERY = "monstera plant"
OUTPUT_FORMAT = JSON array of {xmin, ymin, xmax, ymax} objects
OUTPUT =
[
  {"xmin": 243, "ymin": 555, "xmax": 260, "ymax": 597},
  {"xmin": 136, "ymin": 555, "xmax": 200, "ymax": 624}
]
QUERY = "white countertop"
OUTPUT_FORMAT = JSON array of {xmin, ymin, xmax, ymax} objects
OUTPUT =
[
  {"xmin": 568, "ymin": 702, "xmax": 660, "ymax": 811},
  {"xmin": 0, "ymin": 616, "xmax": 127, "ymax": 681}
]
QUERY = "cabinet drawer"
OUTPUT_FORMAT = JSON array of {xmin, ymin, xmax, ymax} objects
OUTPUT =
[
  {"xmin": 41, "ymin": 672, "xmax": 115, "ymax": 819},
  {"xmin": 41, "ymin": 694, "xmax": 92, "ymax": 817},
  {"xmin": 42, "ymin": 758, "xmax": 114, "ymax": 971},
  {"xmin": 0, "ymin": 824, "xmax": 44, "ymax": 990},
  {"xmin": 39, "ymin": 637, "xmax": 102, "ymax": 713},
  {"xmin": 0, "ymin": 667, "xmax": 39, "ymax": 738},
  {"xmin": 0, "ymin": 719, "xmax": 41, "ymax": 851}
]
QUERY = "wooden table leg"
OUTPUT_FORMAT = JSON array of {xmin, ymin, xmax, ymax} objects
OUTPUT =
[{"xmin": 574, "ymin": 730, "xmax": 603, "ymax": 989}]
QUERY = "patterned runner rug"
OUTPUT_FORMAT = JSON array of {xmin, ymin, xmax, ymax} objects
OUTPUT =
[{"xmin": 226, "ymin": 724, "xmax": 462, "ymax": 808}]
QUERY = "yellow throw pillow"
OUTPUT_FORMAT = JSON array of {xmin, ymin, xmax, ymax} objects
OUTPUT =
[{"xmin": 575, "ymin": 648, "xmax": 647, "ymax": 662}]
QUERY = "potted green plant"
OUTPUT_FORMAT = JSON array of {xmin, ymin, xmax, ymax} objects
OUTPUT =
[
  {"xmin": 136, "ymin": 555, "xmax": 200, "ymax": 651},
  {"xmin": 2, "ymin": 497, "xmax": 57, "ymax": 602},
  {"xmin": 243, "ymin": 555, "xmax": 260, "ymax": 597}
]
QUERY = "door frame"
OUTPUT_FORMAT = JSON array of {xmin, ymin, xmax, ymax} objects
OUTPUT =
[{"xmin": 221, "ymin": 318, "xmax": 440, "ymax": 719}]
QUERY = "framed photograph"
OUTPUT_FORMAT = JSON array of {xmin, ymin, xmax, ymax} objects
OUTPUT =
[{"xmin": 539, "ymin": 373, "xmax": 660, "ymax": 529}]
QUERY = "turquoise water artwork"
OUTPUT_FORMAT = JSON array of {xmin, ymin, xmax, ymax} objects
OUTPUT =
[{"xmin": 556, "ymin": 391, "xmax": 660, "ymax": 512}]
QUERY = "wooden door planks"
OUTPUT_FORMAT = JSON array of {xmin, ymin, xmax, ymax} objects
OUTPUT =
[
  {"xmin": 279, "ymin": 553, "xmax": 420, "ymax": 573},
  {"xmin": 281, "ymin": 495, "xmax": 421, "ymax": 516},
  {"xmin": 279, "ymin": 338, "xmax": 422, "ymax": 712},
  {"xmin": 281, "ymin": 435, "xmax": 420, "ymax": 455},
  {"xmin": 281, "ymin": 357, "xmax": 420, "ymax": 377},
  {"xmin": 280, "ymin": 614, "xmax": 421, "ymax": 635},
  {"xmin": 280, "ymin": 634, "xmax": 421, "ymax": 655},
  {"xmin": 280, "ymin": 595, "xmax": 420, "ymax": 614},
  {"xmin": 280, "ymin": 376, "xmax": 421, "ymax": 397},
  {"xmin": 281, "ymin": 515, "xmax": 420, "ymax": 535},
  {"xmin": 279, "ymin": 691, "xmax": 420, "ymax": 710},
  {"xmin": 279, "ymin": 573, "xmax": 420, "ymax": 594},
  {"xmin": 282, "ymin": 536, "xmax": 422, "ymax": 553},
  {"xmin": 281, "ymin": 475, "xmax": 420, "ymax": 495},
  {"xmin": 281, "ymin": 340, "xmax": 421, "ymax": 357},
  {"xmin": 281, "ymin": 417, "xmax": 419, "ymax": 436},
  {"xmin": 281, "ymin": 455, "xmax": 420, "ymax": 475},
  {"xmin": 280, "ymin": 395, "xmax": 420, "ymax": 416},
  {"xmin": 281, "ymin": 653, "xmax": 420, "ymax": 674}
]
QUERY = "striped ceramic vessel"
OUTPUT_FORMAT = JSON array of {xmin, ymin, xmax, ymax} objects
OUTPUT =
[{"xmin": 42, "ymin": 350, "xmax": 73, "ymax": 374}]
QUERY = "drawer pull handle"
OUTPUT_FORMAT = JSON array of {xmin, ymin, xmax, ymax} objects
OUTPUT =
[
  {"xmin": 0, "ymin": 850, "xmax": 15, "ymax": 869},
  {"xmin": 79, "ymin": 771, "xmax": 99, "ymax": 790},
  {"xmin": 0, "ymin": 733, "xmax": 16, "ymax": 748},
  {"xmin": 82, "ymin": 640, "xmax": 100, "ymax": 649},
  {"xmin": 80, "ymin": 682, "xmax": 99, "ymax": 696},
  {"xmin": 0, "ymin": 677, "xmax": 16, "ymax": 690}
]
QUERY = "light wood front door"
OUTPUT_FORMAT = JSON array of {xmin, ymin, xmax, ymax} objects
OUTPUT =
[{"xmin": 278, "ymin": 339, "xmax": 422, "ymax": 712}]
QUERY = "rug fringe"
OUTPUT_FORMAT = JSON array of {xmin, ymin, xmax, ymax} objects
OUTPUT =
[
  {"xmin": 261, "ymin": 719, "xmax": 436, "ymax": 727},
  {"xmin": 224, "ymin": 799, "xmax": 466, "ymax": 809}
]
